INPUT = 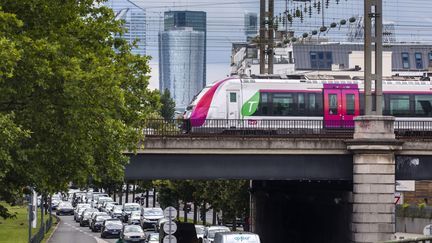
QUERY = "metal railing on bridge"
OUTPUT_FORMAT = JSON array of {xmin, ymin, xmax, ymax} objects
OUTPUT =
[{"xmin": 142, "ymin": 119, "xmax": 432, "ymax": 139}]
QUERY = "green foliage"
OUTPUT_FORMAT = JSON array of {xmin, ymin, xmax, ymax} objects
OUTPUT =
[
  {"xmin": 0, "ymin": 1, "xmax": 160, "ymax": 218},
  {"xmin": 160, "ymin": 88, "xmax": 176, "ymax": 120}
]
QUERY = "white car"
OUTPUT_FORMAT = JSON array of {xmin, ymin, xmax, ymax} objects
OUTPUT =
[
  {"xmin": 128, "ymin": 211, "xmax": 141, "ymax": 225},
  {"xmin": 56, "ymin": 201, "xmax": 74, "ymax": 216},
  {"xmin": 214, "ymin": 232, "xmax": 260, "ymax": 243},
  {"xmin": 146, "ymin": 232, "xmax": 159, "ymax": 243},
  {"xmin": 122, "ymin": 203, "xmax": 141, "ymax": 223},
  {"xmin": 204, "ymin": 226, "xmax": 231, "ymax": 243},
  {"xmin": 74, "ymin": 203, "xmax": 91, "ymax": 221},
  {"xmin": 140, "ymin": 207, "xmax": 164, "ymax": 230},
  {"xmin": 196, "ymin": 225, "xmax": 205, "ymax": 240}
]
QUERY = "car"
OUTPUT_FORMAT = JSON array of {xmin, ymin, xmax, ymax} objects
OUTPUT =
[
  {"xmin": 146, "ymin": 233, "xmax": 159, "ymax": 243},
  {"xmin": 214, "ymin": 232, "xmax": 261, "ymax": 243},
  {"xmin": 89, "ymin": 212, "xmax": 109, "ymax": 230},
  {"xmin": 76, "ymin": 206, "xmax": 91, "ymax": 222},
  {"xmin": 80, "ymin": 208, "xmax": 99, "ymax": 227},
  {"xmin": 97, "ymin": 197, "xmax": 114, "ymax": 211},
  {"xmin": 91, "ymin": 192, "xmax": 109, "ymax": 208},
  {"xmin": 122, "ymin": 203, "xmax": 141, "ymax": 223},
  {"xmin": 128, "ymin": 211, "xmax": 141, "ymax": 225},
  {"xmin": 140, "ymin": 207, "xmax": 164, "ymax": 230},
  {"xmin": 196, "ymin": 225, "xmax": 205, "ymax": 241},
  {"xmin": 203, "ymin": 226, "xmax": 231, "ymax": 243},
  {"xmin": 51, "ymin": 194, "xmax": 62, "ymax": 210},
  {"xmin": 56, "ymin": 201, "xmax": 74, "ymax": 216},
  {"xmin": 101, "ymin": 218, "xmax": 123, "ymax": 239},
  {"xmin": 102, "ymin": 202, "xmax": 118, "ymax": 213},
  {"xmin": 74, "ymin": 203, "xmax": 91, "ymax": 221},
  {"xmin": 90, "ymin": 215, "xmax": 112, "ymax": 232},
  {"xmin": 120, "ymin": 224, "xmax": 146, "ymax": 242},
  {"xmin": 111, "ymin": 205, "xmax": 123, "ymax": 219}
]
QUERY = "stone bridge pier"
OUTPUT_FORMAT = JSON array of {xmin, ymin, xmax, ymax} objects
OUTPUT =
[{"xmin": 347, "ymin": 116, "xmax": 403, "ymax": 243}]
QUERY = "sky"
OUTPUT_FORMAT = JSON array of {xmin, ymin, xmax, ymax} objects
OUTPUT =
[{"xmin": 131, "ymin": 0, "xmax": 432, "ymax": 90}]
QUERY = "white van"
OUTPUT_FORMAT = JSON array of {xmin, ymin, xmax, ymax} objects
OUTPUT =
[{"xmin": 214, "ymin": 232, "xmax": 261, "ymax": 243}]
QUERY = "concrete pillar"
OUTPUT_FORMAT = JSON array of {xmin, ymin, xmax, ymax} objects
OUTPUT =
[{"xmin": 347, "ymin": 116, "xmax": 403, "ymax": 243}]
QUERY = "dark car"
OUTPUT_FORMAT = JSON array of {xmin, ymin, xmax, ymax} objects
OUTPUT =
[
  {"xmin": 89, "ymin": 212, "xmax": 111, "ymax": 232},
  {"xmin": 56, "ymin": 202, "xmax": 74, "ymax": 216},
  {"xmin": 101, "ymin": 218, "xmax": 123, "ymax": 239},
  {"xmin": 80, "ymin": 208, "xmax": 99, "ymax": 227},
  {"xmin": 91, "ymin": 215, "xmax": 111, "ymax": 232}
]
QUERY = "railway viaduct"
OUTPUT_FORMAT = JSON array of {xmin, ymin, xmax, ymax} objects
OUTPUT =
[{"xmin": 124, "ymin": 116, "xmax": 432, "ymax": 243}]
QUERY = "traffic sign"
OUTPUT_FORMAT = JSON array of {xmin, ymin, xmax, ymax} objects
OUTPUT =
[
  {"xmin": 163, "ymin": 221, "xmax": 177, "ymax": 235},
  {"xmin": 164, "ymin": 206, "xmax": 177, "ymax": 220},
  {"xmin": 163, "ymin": 235, "xmax": 177, "ymax": 243}
]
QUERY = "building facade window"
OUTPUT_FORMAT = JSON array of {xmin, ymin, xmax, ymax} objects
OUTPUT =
[
  {"xmin": 402, "ymin": 52, "xmax": 410, "ymax": 69},
  {"xmin": 310, "ymin": 51, "xmax": 333, "ymax": 70},
  {"xmin": 415, "ymin": 52, "xmax": 423, "ymax": 69},
  {"xmin": 428, "ymin": 52, "xmax": 432, "ymax": 68}
]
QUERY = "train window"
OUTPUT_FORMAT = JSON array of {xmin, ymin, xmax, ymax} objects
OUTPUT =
[
  {"xmin": 389, "ymin": 95, "xmax": 410, "ymax": 116},
  {"xmin": 272, "ymin": 93, "xmax": 294, "ymax": 116},
  {"xmin": 415, "ymin": 95, "xmax": 432, "ymax": 117},
  {"xmin": 229, "ymin": 92, "xmax": 237, "ymax": 103},
  {"xmin": 346, "ymin": 94, "xmax": 355, "ymax": 115},
  {"xmin": 328, "ymin": 94, "xmax": 338, "ymax": 115},
  {"xmin": 308, "ymin": 94, "xmax": 316, "ymax": 111},
  {"xmin": 259, "ymin": 93, "xmax": 269, "ymax": 115},
  {"xmin": 298, "ymin": 93, "xmax": 305, "ymax": 113}
]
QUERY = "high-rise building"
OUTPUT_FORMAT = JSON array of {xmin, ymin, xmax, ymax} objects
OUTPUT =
[
  {"xmin": 163, "ymin": 11, "xmax": 207, "ymax": 86},
  {"xmin": 159, "ymin": 28, "xmax": 205, "ymax": 111},
  {"xmin": 244, "ymin": 12, "xmax": 258, "ymax": 42},
  {"xmin": 104, "ymin": 0, "xmax": 146, "ymax": 55}
]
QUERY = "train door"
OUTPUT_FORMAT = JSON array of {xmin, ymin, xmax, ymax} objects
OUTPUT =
[
  {"xmin": 323, "ymin": 84, "xmax": 359, "ymax": 128},
  {"xmin": 227, "ymin": 90, "xmax": 240, "ymax": 120}
]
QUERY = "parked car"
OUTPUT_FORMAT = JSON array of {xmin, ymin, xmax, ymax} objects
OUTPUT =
[
  {"xmin": 203, "ymin": 226, "xmax": 231, "ymax": 243},
  {"xmin": 146, "ymin": 233, "xmax": 159, "ymax": 243},
  {"xmin": 80, "ymin": 208, "xmax": 99, "ymax": 227},
  {"xmin": 196, "ymin": 225, "xmax": 205, "ymax": 241},
  {"xmin": 101, "ymin": 218, "xmax": 123, "ymax": 239},
  {"xmin": 56, "ymin": 201, "xmax": 74, "ymax": 216},
  {"xmin": 122, "ymin": 203, "xmax": 141, "ymax": 223},
  {"xmin": 140, "ymin": 207, "xmax": 164, "ymax": 230},
  {"xmin": 214, "ymin": 232, "xmax": 260, "ymax": 243},
  {"xmin": 74, "ymin": 203, "xmax": 91, "ymax": 221},
  {"xmin": 120, "ymin": 224, "xmax": 146, "ymax": 243},
  {"xmin": 128, "ymin": 211, "xmax": 141, "ymax": 225},
  {"xmin": 90, "ymin": 215, "xmax": 112, "ymax": 232}
]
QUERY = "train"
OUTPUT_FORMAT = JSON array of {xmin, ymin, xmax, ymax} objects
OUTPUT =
[{"xmin": 182, "ymin": 76, "xmax": 432, "ymax": 133}]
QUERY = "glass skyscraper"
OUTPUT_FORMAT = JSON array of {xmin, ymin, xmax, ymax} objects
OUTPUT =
[
  {"xmin": 159, "ymin": 28, "xmax": 205, "ymax": 111},
  {"xmin": 159, "ymin": 11, "xmax": 207, "ymax": 111},
  {"xmin": 104, "ymin": 0, "xmax": 146, "ymax": 55},
  {"xmin": 162, "ymin": 11, "xmax": 207, "ymax": 85}
]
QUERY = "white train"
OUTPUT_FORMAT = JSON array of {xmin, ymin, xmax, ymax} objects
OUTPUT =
[{"xmin": 183, "ymin": 77, "xmax": 432, "ymax": 132}]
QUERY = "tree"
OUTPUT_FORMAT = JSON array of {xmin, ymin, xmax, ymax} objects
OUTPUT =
[
  {"xmin": 160, "ymin": 88, "xmax": 176, "ymax": 120},
  {"xmin": 0, "ymin": 1, "xmax": 160, "ymax": 218}
]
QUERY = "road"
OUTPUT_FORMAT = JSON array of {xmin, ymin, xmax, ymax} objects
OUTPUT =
[{"xmin": 48, "ymin": 215, "xmax": 119, "ymax": 243}]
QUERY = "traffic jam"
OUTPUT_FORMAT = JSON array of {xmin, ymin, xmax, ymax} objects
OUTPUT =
[{"xmin": 51, "ymin": 189, "xmax": 261, "ymax": 243}]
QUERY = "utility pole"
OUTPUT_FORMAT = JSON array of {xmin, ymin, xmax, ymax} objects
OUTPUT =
[
  {"xmin": 364, "ymin": 0, "xmax": 383, "ymax": 115},
  {"xmin": 259, "ymin": 0, "xmax": 275, "ymax": 74}
]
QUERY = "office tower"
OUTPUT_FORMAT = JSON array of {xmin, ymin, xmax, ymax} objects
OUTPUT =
[
  {"xmin": 159, "ymin": 28, "xmax": 205, "ymax": 111},
  {"xmin": 104, "ymin": 0, "xmax": 146, "ymax": 55},
  {"xmin": 163, "ymin": 11, "xmax": 207, "ymax": 86},
  {"xmin": 244, "ymin": 12, "xmax": 258, "ymax": 42}
]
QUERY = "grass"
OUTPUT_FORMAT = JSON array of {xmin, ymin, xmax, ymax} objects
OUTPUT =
[{"xmin": 0, "ymin": 202, "xmax": 51, "ymax": 243}]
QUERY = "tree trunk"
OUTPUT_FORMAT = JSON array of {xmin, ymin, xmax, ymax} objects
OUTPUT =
[
  {"xmin": 193, "ymin": 202, "xmax": 198, "ymax": 224},
  {"xmin": 125, "ymin": 182, "xmax": 129, "ymax": 203},
  {"xmin": 145, "ymin": 190, "xmax": 149, "ymax": 207},
  {"xmin": 184, "ymin": 202, "xmax": 188, "ymax": 222},
  {"xmin": 212, "ymin": 209, "xmax": 217, "ymax": 225}
]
